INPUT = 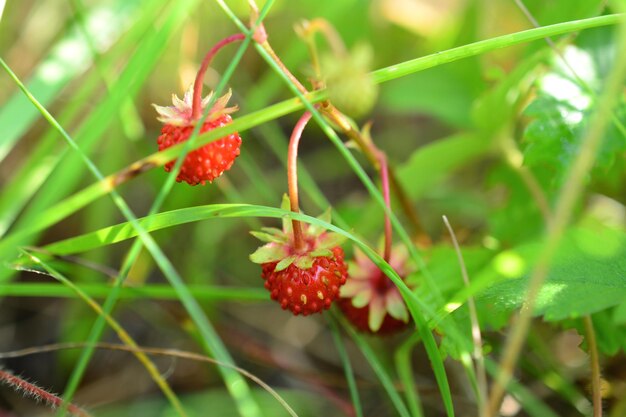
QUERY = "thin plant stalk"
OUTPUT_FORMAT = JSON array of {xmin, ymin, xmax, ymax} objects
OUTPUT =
[
  {"xmin": 287, "ymin": 111, "xmax": 313, "ymax": 250},
  {"xmin": 443, "ymin": 215, "xmax": 487, "ymax": 417},
  {"xmin": 583, "ymin": 316, "xmax": 603, "ymax": 417},
  {"xmin": 0, "ymin": 343, "xmax": 298, "ymax": 417},
  {"xmin": 191, "ymin": 33, "xmax": 246, "ymax": 119},
  {"xmin": 0, "ymin": 368, "xmax": 91, "ymax": 417}
]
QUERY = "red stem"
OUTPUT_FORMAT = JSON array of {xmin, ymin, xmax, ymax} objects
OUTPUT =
[
  {"xmin": 191, "ymin": 33, "xmax": 246, "ymax": 120},
  {"xmin": 0, "ymin": 369, "xmax": 89, "ymax": 417},
  {"xmin": 378, "ymin": 152, "xmax": 392, "ymax": 263},
  {"xmin": 288, "ymin": 112, "xmax": 313, "ymax": 252}
]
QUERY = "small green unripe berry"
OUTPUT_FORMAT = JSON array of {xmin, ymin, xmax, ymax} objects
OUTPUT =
[{"xmin": 323, "ymin": 43, "xmax": 378, "ymax": 119}]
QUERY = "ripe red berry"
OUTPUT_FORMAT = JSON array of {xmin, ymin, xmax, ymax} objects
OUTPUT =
[
  {"xmin": 261, "ymin": 246, "xmax": 347, "ymax": 316},
  {"xmin": 339, "ymin": 246, "xmax": 413, "ymax": 334},
  {"xmin": 153, "ymin": 88, "xmax": 241, "ymax": 185},
  {"xmin": 250, "ymin": 197, "xmax": 348, "ymax": 316}
]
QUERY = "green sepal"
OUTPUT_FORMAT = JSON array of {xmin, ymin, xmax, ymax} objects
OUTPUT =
[
  {"xmin": 368, "ymin": 296, "xmax": 385, "ymax": 332},
  {"xmin": 275, "ymin": 255, "xmax": 297, "ymax": 272},
  {"xmin": 250, "ymin": 231, "xmax": 287, "ymax": 244},
  {"xmin": 294, "ymin": 255, "xmax": 314, "ymax": 270},
  {"xmin": 386, "ymin": 291, "xmax": 409, "ymax": 322},
  {"xmin": 249, "ymin": 244, "xmax": 287, "ymax": 264},
  {"xmin": 261, "ymin": 227, "xmax": 285, "ymax": 236},
  {"xmin": 317, "ymin": 232, "xmax": 346, "ymax": 250},
  {"xmin": 309, "ymin": 248, "xmax": 333, "ymax": 258},
  {"xmin": 352, "ymin": 289, "xmax": 372, "ymax": 308},
  {"xmin": 308, "ymin": 208, "xmax": 332, "ymax": 236}
]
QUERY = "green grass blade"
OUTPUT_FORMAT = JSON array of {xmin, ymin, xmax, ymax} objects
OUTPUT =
[
  {"xmin": 327, "ymin": 314, "xmax": 363, "ymax": 417},
  {"xmin": 371, "ymin": 14, "xmax": 624, "ymax": 84},
  {"xmin": 395, "ymin": 334, "xmax": 425, "ymax": 417},
  {"xmin": 336, "ymin": 313, "xmax": 411, "ymax": 417},
  {"xmin": 0, "ymin": 282, "xmax": 267, "ymax": 301}
]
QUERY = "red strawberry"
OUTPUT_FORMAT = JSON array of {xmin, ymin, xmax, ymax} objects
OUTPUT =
[
  {"xmin": 153, "ymin": 88, "xmax": 241, "ymax": 185},
  {"xmin": 338, "ymin": 246, "xmax": 413, "ymax": 334},
  {"xmin": 250, "ymin": 197, "xmax": 348, "ymax": 316}
]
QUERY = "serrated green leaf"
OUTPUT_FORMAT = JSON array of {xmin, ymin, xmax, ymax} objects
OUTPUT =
[
  {"xmin": 249, "ymin": 244, "xmax": 287, "ymax": 265},
  {"xmin": 480, "ymin": 222, "xmax": 626, "ymax": 321},
  {"xmin": 521, "ymin": 27, "xmax": 626, "ymax": 191},
  {"xmin": 275, "ymin": 255, "xmax": 296, "ymax": 272}
]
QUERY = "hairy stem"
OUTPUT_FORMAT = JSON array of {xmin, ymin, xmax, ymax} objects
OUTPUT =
[
  {"xmin": 191, "ymin": 33, "xmax": 246, "ymax": 120},
  {"xmin": 0, "ymin": 368, "xmax": 91, "ymax": 417},
  {"xmin": 288, "ymin": 111, "xmax": 313, "ymax": 251}
]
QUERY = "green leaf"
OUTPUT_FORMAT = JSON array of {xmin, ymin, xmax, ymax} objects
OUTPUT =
[
  {"xmin": 521, "ymin": 26, "xmax": 626, "ymax": 191},
  {"xmin": 480, "ymin": 221, "xmax": 626, "ymax": 321}
]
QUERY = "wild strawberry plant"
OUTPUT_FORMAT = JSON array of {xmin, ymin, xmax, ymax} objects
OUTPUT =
[{"xmin": 0, "ymin": 1, "xmax": 625, "ymax": 417}]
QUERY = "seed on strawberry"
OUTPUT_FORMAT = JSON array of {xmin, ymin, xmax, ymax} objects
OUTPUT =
[
  {"xmin": 153, "ymin": 87, "xmax": 241, "ymax": 185},
  {"xmin": 250, "ymin": 196, "xmax": 348, "ymax": 316},
  {"xmin": 339, "ymin": 246, "xmax": 413, "ymax": 334}
]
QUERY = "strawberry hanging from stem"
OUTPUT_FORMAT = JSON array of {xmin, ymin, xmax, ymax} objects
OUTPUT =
[
  {"xmin": 250, "ymin": 112, "xmax": 348, "ymax": 316},
  {"xmin": 153, "ymin": 34, "xmax": 246, "ymax": 185}
]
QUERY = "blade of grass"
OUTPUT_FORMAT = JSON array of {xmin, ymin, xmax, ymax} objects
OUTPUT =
[
  {"xmin": 1, "ymin": 53, "xmax": 265, "ymax": 417},
  {"xmin": 0, "ymin": 282, "xmax": 267, "ymax": 301},
  {"xmin": 21, "ymin": 249, "xmax": 188, "ymax": 417},
  {"xmin": 327, "ymin": 314, "xmax": 363, "ymax": 417},
  {"xmin": 395, "ymin": 333, "xmax": 425, "ymax": 417},
  {"xmin": 335, "ymin": 312, "xmax": 411, "ymax": 417}
]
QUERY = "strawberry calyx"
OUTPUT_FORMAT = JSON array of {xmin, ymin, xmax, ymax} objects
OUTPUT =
[
  {"xmin": 152, "ymin": 85, "xmax": 238, "ymax": 127},
  {"xmin": 340, "ymin": 246, "xmax": 412, "ymax": 333},
  {"xmin": 249, "ymin": 195, "xmax": 345, "ymax": 271}
]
